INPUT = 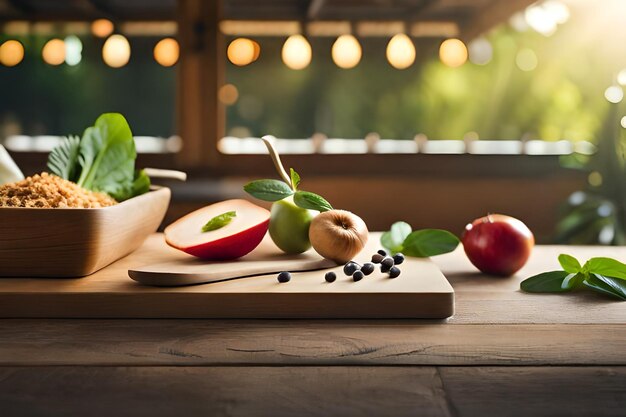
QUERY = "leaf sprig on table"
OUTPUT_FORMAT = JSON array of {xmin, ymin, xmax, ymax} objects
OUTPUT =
[
  {"xmin": 381, "ymin": 221, "xmax": 460, "ymax": 258},
  {"xmin": 243, "ymin": 137, "xmax": 333, "ymax": 213},
  {"xmin": 520, "ymin": 254, "xmax": 626, "ymax": 301}
]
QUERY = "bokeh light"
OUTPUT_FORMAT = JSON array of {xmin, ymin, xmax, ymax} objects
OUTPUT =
[
  {"xmin": 218, "ymin": 84, "xmax": 239, "ymax": 105},
  {"xmin": 91, "ymin": 19, "xmax": 114, "ymax": 38},
  {"xmin": 621, "ymin": 116, "xmax": 626, "ymax": 129},
  {"xmin": 468, "ymin": 37, "xmax": 492, "ymax": 65},
  {"xmin": 516, "ymin": 48, "xmax": 538, "ymax": 71},
  {"xmin": 64, "ymin": 35, "xmax": 82, "ymax": 66},
  {"xmin": 227, "ymin": 38, "xmax": 259, "ymax": 66},
  {"xmin": 331, "ymin": 34, "xmax": 362, "ymax": 69},
  {"xmin": 386, "ymin": 34, "xmax": 415, "ymax": 70},
  {"xmin": 604, "ymin": 85, "xmax": 624, "ymax": 103},
  {"xmin": 154, "ymin": 38, "xmax": 179, "ymax": 67},
  {"xmin": 0, "ymin": 40, "xmax": 25, "ymax": 67},
  {"xmin": 617, "ymin": 69, "xmax": 626, "ymax": 86},
  {"xmin": 282, "ymin": 35, "xmax": 312, "ymax": 70},
  {"xmin": 102, "ymin": 34, "xmax": 131, "ymax": 68},
  {"xmin": 42, "ymin": 38, "xmax": 66, "ymax": 66},
  {"xmin": 439, "ymin": 38, "xmax": 468, "ymax": 68}
]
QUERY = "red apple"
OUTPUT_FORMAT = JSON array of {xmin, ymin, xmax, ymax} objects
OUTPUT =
[
  {"xmin": 461, "ymin": 214, "xmax": 534, "ymax": 276},
  {"xmin": 165, "ymin": 199, "xmax": 270, "ymax": 260}
]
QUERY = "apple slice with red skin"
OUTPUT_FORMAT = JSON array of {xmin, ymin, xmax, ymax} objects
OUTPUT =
[
  {"xmin": 165, "ymin": 199, "xmax": 270, "ymax": 260},
  {"xmin": 461, "ymin": 214, "xmax": 535, "ymax": 276}
]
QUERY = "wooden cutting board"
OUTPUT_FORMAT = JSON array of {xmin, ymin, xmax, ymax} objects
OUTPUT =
[{"xmin": 0, "ymin": 233, "xmax": 454, "ymax": 319}]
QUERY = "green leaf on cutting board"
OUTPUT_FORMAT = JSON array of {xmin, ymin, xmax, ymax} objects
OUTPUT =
[
  {"xmin": 381, "ymin": 221, "xmax": 412, "ymax": 254},
  {"xmin": 402, "ymin": 229, "xmax": 460, "ymax": 257},
  {"xmin": 520, "ymin": 271, "xmax": 572, "ymax": 293},
  {"xmin": 584, "ymin": 257, "xmax": 626, "ymax": 280},
  {"xmin": 583, "ymin": 274, "xmax": 626, "ymax": 300}
]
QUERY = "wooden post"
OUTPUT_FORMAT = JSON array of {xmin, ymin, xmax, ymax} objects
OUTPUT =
[{"xmin": 176, "ymin": 0, "xmax": 224, "ymax": 167}]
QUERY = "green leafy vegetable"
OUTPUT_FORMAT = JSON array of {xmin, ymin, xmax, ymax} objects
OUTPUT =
[
  {"xmin": 520, "ymin": 271, "xmax": 572, "ymax": 292},
  {"xmin": 521, "ymin": 254, "xmax": 626, "ymax": 301},
  {"xmin": 584, "ymin": 257, "xmax": 626, "ymax": 280},
  {"xmin": 243, "ymin": 138, "xmax": 334, "ymax": 212},
  {"xmin": 293, "ymin": 191, "xmax": 333, "ymax": 212},
  {"xmin": 402, "ymin": 229, "xmax": 460, "ymax": 257},
  {"xmin": 558, "ymin": 254, "xmax": 581, "ymax": 274},
  {"xmin": 381, "ymin": 221, "xmax": 412, "ymax": 254},
  {"xmin": 290, "ymin": 168, "xmax": 301, "ymax": 190},
  {"xmin": 583, "ymin": 274, "xmax": 626, "ymax": 300},
  {"xmin": 243, "ymin": 179, "xmax": 294, "ymax": 201},
  {"xmin": 47, "ymin": 135, "xmax": 81, "ymax": 182},
  {"xmin": 202, "ymin": 211, "xmax": 237, "ymax": 232},
  {"xmin": 46, "ymin": 113, "xmax": 150, "ymax": 201}
]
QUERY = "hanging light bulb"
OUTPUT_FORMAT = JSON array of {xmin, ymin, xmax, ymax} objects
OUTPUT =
[
  {"xmin": 42, "ymin": 38, "xmax": 66, "ymax": 66},
  {"xmin": 64, "ymin": 35, "xmax": 82, "ymax": 66},
  {"xmin": 439, "ymin": 38, "xmax": 468, "ymax": 67},
  {"xmin": 282, "ymin": 34, "xmax": 312, "ymax": 70},
  {"xmin": 386, "ymin": 34, "xmax": 415, "ymax": 70},
  {"xmin": 91, "ymin": 19, "xmax": 114, "ymax": 38},
  {"xmin": 0, "ymin": 40, "xmax": 25, "ymax": 67},
  {"xmin": 154, "ymin": 38, "xmax": 179, "ymax": 67},
  {"xmin": 227, "ymin": 38, "xmax": 257, "ymax": 66},
  {"xmin": 331, "ymin": 34, "xmax": 361, "ymax": 69},
  {"xmin": 102, "ymin": 34, "xmax": 131, "ymax": 68}
]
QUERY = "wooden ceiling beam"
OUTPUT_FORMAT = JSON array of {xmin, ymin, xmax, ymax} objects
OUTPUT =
[{"xmin": 460, "ymin": 0, "xmax": 535, "ymax": 41}]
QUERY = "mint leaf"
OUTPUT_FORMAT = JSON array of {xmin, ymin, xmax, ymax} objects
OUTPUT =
[
  {"xmin": 402, "ymin": 229, "xmax": 459, "ymax": 257},
  {"xmin": 521, "ymin": 271, "xmax": 571, "ymax": 293},
  {"xmin": 381, "ymin": 222, "xmax": 412, "ymax": 254},
  {"xmin": 583, "ymin": 274, "xmax": 626, "ymax": 300},
  {"xmin": 244, "ymin": 179, "xmax": 294, "ymax": 202},
  {"xmin": 202, "ymin": 211, "xmax": 236, "ymax": 232},
  {"xmin": 584, "ymin": 257, "xmax": 626, "ymax": 280},
  {"xmin": 290, "ymin": 168, "xmax": 300, "ymax": 190},
  {"xmin": 558, "ymin": 254, "xmax": 581, "ymax": 274},
  {"xmin": 293, "ymin": 191, "xmax": 333, "ymax": 212}
]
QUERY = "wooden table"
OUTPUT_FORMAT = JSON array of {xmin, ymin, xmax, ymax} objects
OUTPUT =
[{"xmin": 0, "ymin": 240, "xmax": 624, "ymax": 417}]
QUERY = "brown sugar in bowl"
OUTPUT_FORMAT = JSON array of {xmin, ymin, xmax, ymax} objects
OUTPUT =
[{"xmin": 0, "ymin": 187, "xmax": 170, "ymax": 277}]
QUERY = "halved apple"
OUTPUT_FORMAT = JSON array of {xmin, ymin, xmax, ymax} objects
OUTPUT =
[{"xmin": 165, "ymin": 199, "xmax": 270, "ymax": 260}]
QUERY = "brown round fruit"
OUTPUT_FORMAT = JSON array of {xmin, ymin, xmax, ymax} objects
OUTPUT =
[{"xmin": 309, "ymin": 210, "xmax": 369, "ymax": 263}]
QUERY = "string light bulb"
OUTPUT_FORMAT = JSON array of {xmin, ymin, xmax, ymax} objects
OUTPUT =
[
  {"xmin": 0, "ymin": 40, "xmax": 25, "ymax": 67},
  {"xmin": 42, "ymin": 38, "xmax": 66, "ymax": 66},
  {"xmin": 102, "ymin": 34, "xmax": 131, "ymax": 68},
  {"xmin": 331, "ymin": 34, "xmax": 361, "ymax": 69},
  {"xmin": 154, "ymin": 38, "xmax": 179, "ymax": 67},
  {"xmin": 439, "ymin": 38, "xmax": 468, "ymax": 67},
  {"xmin": 282, "ymin": 34, "xmax": 312, "ymax": 70},
  {"xmin": 386, "ymin": 34, "xmax": 415, "ymax": 70}
]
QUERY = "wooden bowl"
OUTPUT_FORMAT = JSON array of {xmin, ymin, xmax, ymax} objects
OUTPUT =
[{"xmin": 0, "ymin": 187, "xmax": 170, "ymax": 277}]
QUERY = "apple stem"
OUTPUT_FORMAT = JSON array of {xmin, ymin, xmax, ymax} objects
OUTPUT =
[{"xmin": 261, "ymin": 135, "xmax": 294, "ymax": 190}]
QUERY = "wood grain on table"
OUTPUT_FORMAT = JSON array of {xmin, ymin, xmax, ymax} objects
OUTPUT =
[{"xmin": 0, "ymin": 237, "xmax": 624, "ymax": 416}]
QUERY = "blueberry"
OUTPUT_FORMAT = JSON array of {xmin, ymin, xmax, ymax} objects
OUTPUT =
[
  {"xmin": 377, "ymin": 249, "xmax": 387, "ymax": 256},
  {"xmin": 380, "ymin": 263, "xmax": 392, "ymax": 273},
  {"xmin": 389, "ymin": 267, "xmax": 401, "ymax": 278},
  {"xmin": 325, "ymin": 271, "xmax": 337, "ymax": 283},
  {"xmin": 361, "ymin": 262, "xmax": 375, "ymax": 275},
  {"xmin": 343, "ymin": 262, "xmax": 360, "ymax": 276},
  {"xmin": 353, "ymin": 270, "xmax": 364, "ymax": 282},
  {"xmin": 381, "ymin": 257, "xmax": 395, "ymax": 268},
  {"xmin": 277, "ymin": 271, "xmax": 291, "ymax": 283},
  {"xmin": 393, "ymin": 253, "xmax": 405, "ymax": 265},
  {"xmin": 371, "ymin": 253, "xmax": 384, "ymax": 264}
]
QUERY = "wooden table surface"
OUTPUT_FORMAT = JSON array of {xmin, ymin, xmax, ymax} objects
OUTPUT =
[{"xmin": 0, "ymin": 238, "xmax": 624, "ymax": 417}]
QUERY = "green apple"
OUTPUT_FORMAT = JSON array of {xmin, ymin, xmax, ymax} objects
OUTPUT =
[{"xmin": 269, "ymin": 196, "xmax": 317, "ymax": 254}]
